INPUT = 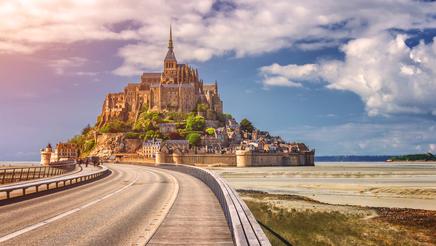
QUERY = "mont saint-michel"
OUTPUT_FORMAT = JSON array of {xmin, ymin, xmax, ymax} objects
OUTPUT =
[
  {"xmin": 40, "ymin": 27, "xmax": 315, "ymax": 167},
  {"xmin": 2, "ymin": 2, "xmax": 436, "ymax": 246},
  {"xmin": 98, "ymin": 27, "xmax": 223, "ymax": 126}
]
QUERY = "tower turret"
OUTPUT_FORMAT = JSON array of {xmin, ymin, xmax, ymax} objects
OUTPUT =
[{"xmin": 40, "ymin": 143, "xmax": 53, "ymax": 166}]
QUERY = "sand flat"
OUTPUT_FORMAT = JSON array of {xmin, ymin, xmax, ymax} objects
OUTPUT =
[{"xmin": 211, "ymin": 162, "xmax": 436, "ymax": 210}]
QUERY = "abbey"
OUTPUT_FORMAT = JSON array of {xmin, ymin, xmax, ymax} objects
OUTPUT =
[{"xmin": 98, "ymin": 27, "xmax": 223, "ymax": 127}]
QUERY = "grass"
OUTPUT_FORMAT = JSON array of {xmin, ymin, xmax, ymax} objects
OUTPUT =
[{"xmin": 241, "ymin": 191, "xmax": 435, "ymax": 246}]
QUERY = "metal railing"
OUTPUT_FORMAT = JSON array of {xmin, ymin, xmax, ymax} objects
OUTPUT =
[
  {"xmin": 0, "ymin": 161, "xmax": 76, "ymax": 184},
  {"xmin": 158, "ymin": 163, "xmax": 271, "ymax": 246},
  {"xmin": 0, "ymin": 165, "xmax": 110, "ymax": 200}
]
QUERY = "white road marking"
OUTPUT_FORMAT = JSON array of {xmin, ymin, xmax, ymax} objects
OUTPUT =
[{"xmin": 0, "ymin": 172, "xmax": 139, "ymax": 243}]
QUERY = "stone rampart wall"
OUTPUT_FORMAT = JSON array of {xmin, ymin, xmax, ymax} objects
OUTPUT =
[
  {"xmin": 173, "ymin": 153, "xmax": 236, "ymax": 166},
  {"xmin": 154, "ymin": 151, "xmax": 314, "ymax": 167}
]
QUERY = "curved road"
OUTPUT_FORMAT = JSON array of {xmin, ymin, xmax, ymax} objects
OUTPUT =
[{"xmin": 0, "ymin": 164, "xmax": 233, "ymax": 245}]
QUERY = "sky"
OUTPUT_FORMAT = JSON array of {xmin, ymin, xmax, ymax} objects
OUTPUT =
[{"xmin": 1, "ymin": 0, "xmax": 436, "ymax": 160}]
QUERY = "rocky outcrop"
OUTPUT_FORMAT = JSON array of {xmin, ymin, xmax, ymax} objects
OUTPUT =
[{"xmin": 90, "ymin": 133, "xmax": 142, "ymax": 158}]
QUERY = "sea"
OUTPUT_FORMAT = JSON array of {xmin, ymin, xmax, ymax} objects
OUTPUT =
[{"xmin": 0, "ymin": 161, "xmax": 40, "ymax": 167}]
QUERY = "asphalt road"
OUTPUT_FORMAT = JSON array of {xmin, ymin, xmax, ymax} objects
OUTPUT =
[{"xmin": 0, "ymin": 164, "xmax": 232, "ymax": 245}]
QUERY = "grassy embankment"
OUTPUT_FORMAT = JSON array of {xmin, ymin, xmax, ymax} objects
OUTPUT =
[{"xmin": 240, "ymin": 190, "xmax": 435, "ymax": 246}]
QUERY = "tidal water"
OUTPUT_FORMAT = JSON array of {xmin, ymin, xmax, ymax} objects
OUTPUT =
[{"xmin": 0, "ymin": 161, "xmax": 40, "ymax": 167}]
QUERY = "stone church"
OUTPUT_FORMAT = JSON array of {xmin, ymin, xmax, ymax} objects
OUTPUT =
[{"xmin": 98, "ymin": 26, "xmax": 223, "ymax": 127}]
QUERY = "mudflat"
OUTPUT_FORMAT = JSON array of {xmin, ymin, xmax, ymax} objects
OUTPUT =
[{"xmin": 211, "ymin": 162, "xmax": 436, "ymax": 210}]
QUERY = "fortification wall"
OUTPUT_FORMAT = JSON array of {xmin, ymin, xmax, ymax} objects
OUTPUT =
[
  {"xmin": 118, "ymin": 155, "xmax": 154, "ymax": 164},
  {"xmin": 173, "ymin": 153, "xmax": 236, "ymax": 166},
  {"xmin": 153, "ymin": 150, "xmax": 314, "ymax": 167},
  {"xmin": 236, "ymin": 150, "xmax": 284, "ymax": 167}
]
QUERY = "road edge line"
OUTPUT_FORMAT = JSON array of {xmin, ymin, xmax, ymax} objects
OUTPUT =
[{"xmin": 0, "ymin": 170, "xmax": 139, "ymax": 243}]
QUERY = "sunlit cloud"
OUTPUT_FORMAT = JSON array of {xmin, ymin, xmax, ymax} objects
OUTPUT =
[
  {"xmin": 260, "ymin": 34, "xmax": 436, "ymax": 117},
  {"xmin": 1, "ymin": 0, "xmax": 435, "ymax": 76}
]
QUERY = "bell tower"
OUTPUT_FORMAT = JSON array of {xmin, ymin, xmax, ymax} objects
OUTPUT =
[{"xmin": 163, "ymin": 25, "xmax": 177, "ymax": 81}]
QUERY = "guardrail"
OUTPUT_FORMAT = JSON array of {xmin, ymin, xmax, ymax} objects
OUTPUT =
[
  {"xmin": 0, "ymin": 161, "xmax": 76, "ymax": 184},
  {"xmin": 0, "ymin": 165, "xmax": 110, "ymax": 200},
  {"xmin": 158, "ymin": 163, "xmax": 271, "ymax": 246}
]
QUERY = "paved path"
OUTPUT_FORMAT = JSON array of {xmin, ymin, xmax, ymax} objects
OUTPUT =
[
  {"xmin": 0, "ymin": 164, "xmax": 233, "ymax": 245},
  {"xmin": 148, "ymin": 170, "xmax": 233, "ymax": 245}
]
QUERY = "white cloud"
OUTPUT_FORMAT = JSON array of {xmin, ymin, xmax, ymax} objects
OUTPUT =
[
  {"xmin": 260, "ymin": 63, "xmax": 320, "ymax": 82},
  {"xmin": 262, "ymin": 76, "xmax": 302, "ymax": 88},
  {"xmin": 260, "ymin": 34, "xmax": 436, "ymax": 117},
  {"xmin": 1, "ymin": 1, "xmax": 436, "ymax": 75}
]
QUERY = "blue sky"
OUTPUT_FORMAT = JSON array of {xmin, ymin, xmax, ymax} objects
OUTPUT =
[{"xmin": 1, "ymin": 0, "xmax": 436, "ymax": 160}]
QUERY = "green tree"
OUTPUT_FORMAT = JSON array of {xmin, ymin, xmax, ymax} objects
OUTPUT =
[
  {"xmin": 240, "ymin": 118, "xmax": 254, "ymax": 133},
  {"xmin": 134, "ymin": 111, "xmax": 162, "ymax": 132},
  {"xmin": 186, "ymin": 115, "xmax": 205, "ymax": 131},
  {"xmin": 205, "ymin": 127, "xmax": 216, "ymax": 136},
  {"xmin": 223, "ymin": 113, "xmax": 233, "ymax": 120},
  {"xmin": 186, "ymin": 132, "xmax": 201, "ymax": 146},
  {"xmin": 69, "ymin": 134, "xmax": 86, "ymax": 147}
]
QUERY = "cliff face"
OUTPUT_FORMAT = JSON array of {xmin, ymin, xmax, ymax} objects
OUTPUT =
[{"xmin": 90, "ymin": 133, "xmax": 142, "ymax": 157}]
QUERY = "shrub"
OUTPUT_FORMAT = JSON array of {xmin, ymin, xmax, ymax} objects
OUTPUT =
[
  {"xmin": 205, "ymin": 127, "xmax": 216, "ymax": 136},
  {"xmin": 100, "ymin": 120, "xmax": 131, "ymax": 133},
  {"xmin": 69, "ymin": 134, "xmax": 86, "ymax": 146},
  {"xmin": 83, "ymin": 140, "xmax": 96, "ymax": 153},
  {"xmin": 144, "ymin": 130, "xmax": 162, "ymax": 140}
]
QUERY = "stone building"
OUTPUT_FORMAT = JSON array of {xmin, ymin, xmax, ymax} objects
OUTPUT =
[
  {"xmin": 98, "ymin": 26, "xmax": 223, "ymax": 127},
  {"xmin": 53, "ymin": 143, "xmax": 79, "ymax": 161},
  {"xmin": 40, "ymin": 142, "xmax": 79, "ymax": 165},
  {"xmin": 141, "ymin": 139, "xmax": 162, "ymax": 158}
]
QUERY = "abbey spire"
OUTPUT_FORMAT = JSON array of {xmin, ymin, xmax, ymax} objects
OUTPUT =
[
  {"xmin": 168, "ymin": 24, "xmax": 174, "ymax": 50},
  {"xmin": 164, "ymin": 25, "xmax": 176, "ymax": 62}
]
